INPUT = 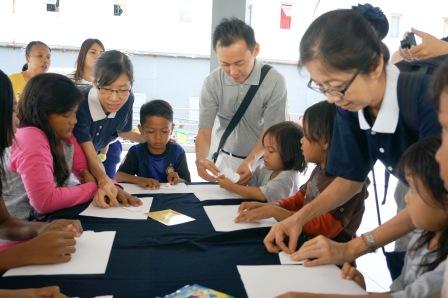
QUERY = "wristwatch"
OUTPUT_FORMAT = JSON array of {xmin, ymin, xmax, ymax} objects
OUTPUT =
[{"xmin": 361, "ymin": 232, "xmax": 378, "ymax": 253}]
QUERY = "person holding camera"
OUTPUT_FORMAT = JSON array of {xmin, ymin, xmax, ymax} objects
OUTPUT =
[
  {"xmin": 392, "ymin": 28, "xmax": 448, "ymax": 63},
  {"xmin": 263, "ymin": 8, "xmax": 441, "ymax": 278}
]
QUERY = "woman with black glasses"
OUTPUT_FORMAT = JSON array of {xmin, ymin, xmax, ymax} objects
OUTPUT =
[{"xmin": 264, "ymin": 8, "xmax": 440, "ymax": 276}]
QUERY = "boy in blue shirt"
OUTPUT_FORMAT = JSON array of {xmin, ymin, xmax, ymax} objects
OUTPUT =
[{"xmin": 116, "ymin": 100, "xmax": 191, "ymax": 188}]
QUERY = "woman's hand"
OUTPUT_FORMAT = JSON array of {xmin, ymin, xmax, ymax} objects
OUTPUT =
[
  {"xmin": 97, "ymin": 178, "xmax": 119, "ymax": 207},
  {"xmin": 264, "ymin": 213, "xmax": 304, "ymax": 254},
  {"xmin": 290, "ymin": 235, "xmax": 350, "ymax": 266},
  {"xmin": 116, "ymin": 187, "xmax": 142, "ymax": 207}
]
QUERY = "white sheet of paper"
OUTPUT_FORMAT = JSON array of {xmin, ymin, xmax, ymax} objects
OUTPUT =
[
  {"xmin": 4, "ymin": 231, "xmax": 116, "ymax": 276},
  {"xmin": 189, "ymin": 184, "xmax": 243, "ymax": 201},
  {"xmin": 278, "ymin": 251, "xmax": 304, "ymax": 265},
  {"xmin": 237, "ymin": 265, "xmax": 366, "ymax": 297},
  {"xmin": 203, "ymin": 205, "xmax": 276, "ymax": 232},
  {"xmin": 80, "ymin": 197, "xmax": 152, "ymax": 220},
  {"xmin": 120, "ymin": 182, "xmax": 189, "ymax": 195}
]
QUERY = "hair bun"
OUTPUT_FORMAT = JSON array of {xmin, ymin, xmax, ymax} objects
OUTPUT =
[{"xmin": 352, "ymin": 3, "xmax": 389, "ymax": 40}]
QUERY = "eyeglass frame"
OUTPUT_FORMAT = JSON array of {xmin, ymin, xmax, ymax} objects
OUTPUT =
[
  {"xmin": 307, "ymin": 69, "xmax": 361, "ymax": 98},
  {"xmin": 97, "ymin": 86, "xmax": 131, "ymax": 97}
]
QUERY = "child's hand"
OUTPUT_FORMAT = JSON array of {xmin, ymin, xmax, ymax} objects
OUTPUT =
[
  {"xmin": 238, "ymin": 201, "xmax": 266, "ymax": 213},
  {"xmin": 341, "ymin": 262, "xmax": 366, "ymax": 290},
  {"xmin": 98, "ymin": 178, "xmax": 119, "ymax": 206},
  {"xmin": 2, "ymin": 286, "xmax": 68, "ymax": 298},
  {"xmin": 116, "ymin": 187, "xmax": 142, "ymax": 207},
  {"xmin": 217, "ymin": 175, "xmax": 233, "ymax": 189},
  {"xmin": 236, "ymin": 205, "xmax": 271, "ymax": 222},
  {"xmin": 79, "ymin": 169, "xmax": 96, "ymax": 184},
  {"xmin": 20, "ymin": 230, "xmax": 77, "ymax": 265},
  {"xmin": 167, "ymin": 171, "xmax": 180, "ymax": 185},
  {"xmin": 136, "ymin": 177, "xmax": 160, "ymax": 189},
  {"xmin": 39, "ymin": 220, "xmax": 83, "ymax": 237}
]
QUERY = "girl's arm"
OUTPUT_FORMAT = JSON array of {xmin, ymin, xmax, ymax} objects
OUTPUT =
[
  {"xmin": 0, "ymin": 200, "xmax": 42, "ymax": 240},
  {"xmin": 10, "ymin": 129, "xmax": 97, "ymax": 214},
  {"xmin": 217, "ymin": 176, "xmax": 266, "ymax": 201}
]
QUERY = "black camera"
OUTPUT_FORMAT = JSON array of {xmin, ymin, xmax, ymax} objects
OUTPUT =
[{"xmin": 400, "ymin": 32, "xmax": 417, "ymax": 49}]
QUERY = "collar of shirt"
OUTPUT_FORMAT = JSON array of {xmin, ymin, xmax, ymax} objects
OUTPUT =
[
  {"xmin": 88, "ymin": 87, "xmax": 117, "ymax": 121},
  {"xmin": 358, "ymin": 64, "xmax": 400, "ymax": 133},
  {"xmin": 223, "ymin": 59, "xmax": 262, "ymax": 86}
]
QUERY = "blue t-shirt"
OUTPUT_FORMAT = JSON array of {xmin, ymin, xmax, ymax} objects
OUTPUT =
[
  {"xmin": 118, "ymin": 142, "xmax": 191, "ymax": 183},
  {"xmin": 73, "ymin": 86, "xmax": 134, "ymax": 151},
  {"xmin": 327, "ymin": 71, "xmax": 440, "ymax": 182}
]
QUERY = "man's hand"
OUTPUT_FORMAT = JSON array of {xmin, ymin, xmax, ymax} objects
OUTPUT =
[{"xmin": 196, "ymin": 158, "xmax": 220, "ymax": 181}]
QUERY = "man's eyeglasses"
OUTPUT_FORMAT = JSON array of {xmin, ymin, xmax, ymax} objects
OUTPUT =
[
  {"xmin": 307, "ymin": 70, "xmax": 360, "ymax": 98},
  {"xmin": 98, "ymin": 87, "xmax": 131, "ymax": 97}
]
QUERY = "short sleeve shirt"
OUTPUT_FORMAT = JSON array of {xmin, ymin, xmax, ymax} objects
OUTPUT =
[
  {"xmin": 73, "ymin": 86, "xmax": 134, "ymax": 151},
  {"xmin": 199, "ymin": 60, "xmax": 288, "ymax": 157},
  {"xmin": 249, "ymin": 164, "xmax": 300, "ymax": 202},
  {"xmin": 327, "ymin": 65, "xmax": 440, "ymax": 182}
]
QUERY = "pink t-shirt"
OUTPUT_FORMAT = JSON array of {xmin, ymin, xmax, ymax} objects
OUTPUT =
[{"xmin": 10, "ymin": 127, "xmax": 97, "ymax": 214}]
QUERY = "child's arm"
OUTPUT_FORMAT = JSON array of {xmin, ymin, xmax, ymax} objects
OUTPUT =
[
  {"xmin": 217, "ymin": 176, "xmax": 266, "ymax": 201},
  {"xmin": 278, "ymin": 191, "xmax": 306, "ymax": 211},
  {"xmin": 235, "ymin": 202, "xmax": 293, "ymax": 222},
  {"xmin": 10, "ymin": 129, "xmax": 98, "ymax": 214},
  {"xmin": 115, "ymin": 171, "xmax": 160, "ymax": 189},
  {"xmin": 302, "ymin": 213, "xmax": 344, "ymax": 239}
]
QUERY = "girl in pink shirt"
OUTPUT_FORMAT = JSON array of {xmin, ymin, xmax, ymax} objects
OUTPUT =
[
  {"xmin": 10, "ymin": 73, "xmax": 140, "ymax": 215},
  {"xmin": 0, "ymin": 69, "xmax": 81, "ymax": 297}
]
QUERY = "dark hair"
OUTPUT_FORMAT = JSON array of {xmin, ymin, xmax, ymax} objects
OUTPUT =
[
  {"xmin": 398, "ymin": 136, "xmax": 448, "ymax": 274},
  {"xmin": 0, "ymin": 70, "xmax": 15, "ymax": 196},
  {"xmin": 302, "ymin": 101, "xmax": 336, "ymax": 151},
  {"xmin": 262, "ymin": 121, "xmax": 306, "ymax": 172},
  {"xmin": 212, "ymin": 17, "xmax": 256, "ymax": 50},
  {"xmin": 74, "ymin": 38, "xmax": 105, "ymax": 82},
  {"xmin": 299, "ymin": 9, "xmax": 390, "ymax": 74},
  {"xmin": 351, "ymin": 3, "xmax": 389, "ymax": 40},
  {"xmin": 140, "ymin": 99, "xmax": 173, "ymax": 125},
  {"xmin": 19, "ymin": 73, "xmax": 82, "ymax": 186},
  {"xmin": 94, "ymin": 50, "xmax": 133, "ymax": 88},
  {"xmin": 432, "ymin": 59, "xmax": 448, "ymax": 110},
  {"xmin": 22, "ymin": 41, "xmax": 51, "ymax": 71}
]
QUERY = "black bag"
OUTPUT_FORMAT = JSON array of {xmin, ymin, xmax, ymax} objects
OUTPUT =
[{"xmin": 211, "ymin": 64, "xmax": 272, "ymax": 163}]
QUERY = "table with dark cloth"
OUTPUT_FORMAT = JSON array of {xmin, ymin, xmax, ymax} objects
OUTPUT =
[{"xmin": 0, "ymin": 186, "xmax": 308, "ymax": 298}]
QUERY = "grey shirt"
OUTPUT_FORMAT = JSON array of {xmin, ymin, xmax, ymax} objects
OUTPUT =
[
  {"xmin": 249, "ymin": 163, "xmax": 300, "ymax": 202},
  {"xmin": 199, "ymin": 60, "xmax": 288, "ymax": 157},
  {"xmin": 391, "ymin": 231, "xmax": 445, "ymax": 298},
  {"xmin": 1, "ymin": 148, "xmax": 32, "ymax": 220}
]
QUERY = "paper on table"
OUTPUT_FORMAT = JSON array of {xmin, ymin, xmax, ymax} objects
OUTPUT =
[
  {"xmin": 237, "ymin": 265, "xmax": 366, "ymax": 297},
  {"xmin": 203, "ymin": 205, "xmax": 276, "ymax": 232},
  {"xmin": 4, "ymin": 231, "xmax": 116, "ymax": 276},
  {"xmin": 80, "ymin": 197, "xmax": 152, "ymax": 220},
  {"xmin": 278, "ymin": 251, "xmax": 304, "ymax": 265},
  {"xmin": 120, "ymin": 182, "xmax": 189, "ymax": 195},
  {"xmin": 189, "ymin": 184, "xmax": 243, "ymax": 201}
]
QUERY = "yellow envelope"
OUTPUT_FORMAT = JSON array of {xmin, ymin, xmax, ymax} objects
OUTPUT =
[{"xmin": 147, "ymin": 209, "xmax": 195, "ymax": 226}]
